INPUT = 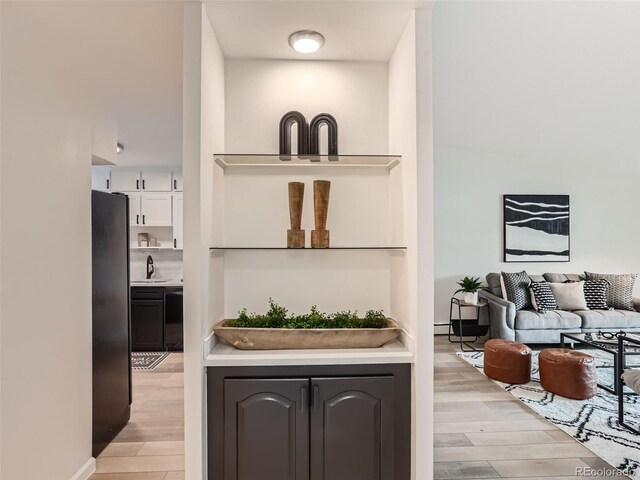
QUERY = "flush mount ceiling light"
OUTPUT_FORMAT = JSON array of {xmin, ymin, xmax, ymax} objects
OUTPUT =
[
  {"xmin": 288, "ymin": 30, "xmax": 324, "ymax": 54},
  {"xmin": 116, "ymin": 142, "xmax": 124, "ymax": 154}
]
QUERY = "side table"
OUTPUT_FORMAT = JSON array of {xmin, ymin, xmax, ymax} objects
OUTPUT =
[{"xmin": 448, "ymin": 297, "xmax": 489, "ymax": 352}]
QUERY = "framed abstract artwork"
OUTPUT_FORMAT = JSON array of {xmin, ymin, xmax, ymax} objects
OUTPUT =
[{"xmin": 503, "ymin": 194, "xmax": 570, "ymax": 262}]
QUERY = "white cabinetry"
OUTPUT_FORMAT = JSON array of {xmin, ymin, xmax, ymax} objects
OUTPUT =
[
  {"xmin": 140, "ymin": 194, "xmax": 172, "ymax": 226},
  {"xmin": 172, "ymin": 193, "xmax": 183, "ymax": 249},
  {"xmin": 172, "ymin": 171, "xmax": 183, "ymax": 191},
  {"xmin": 141, "ymin": 171, "xmax": 172, "ymax": 192},
  {"xmin": 128, "ymin": 193, "xmax": 142, "ymax": 226},
  {"xmin": 92, "ymin": 167, "xmax": 111, "ymax": 192},
  {"xmin": 111, "ymin": 170, "xmax": 141, "ymax": 192}
]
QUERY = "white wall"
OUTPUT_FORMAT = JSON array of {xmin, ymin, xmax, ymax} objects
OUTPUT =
[
  {"xmin": 224, "ymin": 59, "xmax": 389, "ymax": 154},
  {"xmin": 433, "ymin": 1, "xmax": 640, "ymax": 329},
  {"xmin": 1, "ymin": 3, "xmax": 93, "ymax": 479}
]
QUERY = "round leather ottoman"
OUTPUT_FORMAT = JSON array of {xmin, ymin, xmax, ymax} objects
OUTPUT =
[
  {"xmin": 484, "ymin": 339, "xmax": 532, "ymax": 384},
  {"xmin": 539, "ymin": 348, "xmax": 597, "ymax": 400}
]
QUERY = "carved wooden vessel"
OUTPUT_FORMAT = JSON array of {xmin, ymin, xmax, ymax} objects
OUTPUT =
[
  {"xmin": 311, "ymin": 180, "xmax": 331, "ymax": 248},
  {"xmin": 287, "ymin": 182, "xmax": 305, "ymax": 248}
]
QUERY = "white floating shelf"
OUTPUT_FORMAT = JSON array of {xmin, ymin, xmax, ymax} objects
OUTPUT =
[{"xmin": 214, "ymin": 154, "xmax": 400, "ymax": 170}]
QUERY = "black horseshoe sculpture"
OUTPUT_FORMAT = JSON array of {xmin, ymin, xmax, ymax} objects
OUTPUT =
[
  {"xmin": 279, "ymin": 111, "xmax": 309, "ymax": 158},
  {"xmin": 309, "ymin": 113, "xmax": 338, "ymax": 157}
]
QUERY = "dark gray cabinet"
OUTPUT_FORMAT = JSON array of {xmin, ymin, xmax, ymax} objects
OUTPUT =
[
  {"xmin": 224, "ymin": 379, "xmax": 309, "ymax": 480},
  {"xmin": 209, "ymin": 364, "xmax": 409, "ymax": 480},
  {"xmin": 131, "ymin": 299, "xmax": 164, "ymax": 351}
]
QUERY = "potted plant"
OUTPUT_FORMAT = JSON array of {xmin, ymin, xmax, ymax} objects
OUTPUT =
[{"xmin": 454, "ymin": 276, "xmax": 485, "ymax": 304}]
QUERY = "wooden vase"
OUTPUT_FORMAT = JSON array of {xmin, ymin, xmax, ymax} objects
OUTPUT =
[
  {"xmin": 287, "ymin": 182, "xmax": 305, "ymax": 248},
  {"xmin": 311, "ymin": 180, "xmax": 331, "ymax": 248}
]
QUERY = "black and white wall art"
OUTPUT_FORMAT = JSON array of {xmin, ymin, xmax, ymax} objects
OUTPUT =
[{"xmin": 503, "ymin": 194, "xmax": 570, "ymax": 262}]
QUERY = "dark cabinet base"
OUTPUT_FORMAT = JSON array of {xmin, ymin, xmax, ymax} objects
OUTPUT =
[{"xmin": 207, "ymin": 363, "xmax": 411, "ymax": 480}]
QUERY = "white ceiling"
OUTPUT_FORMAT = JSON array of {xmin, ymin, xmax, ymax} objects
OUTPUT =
[{"xmin": 204, "ymin": 1, "xmax": 422, "ymax": 62}]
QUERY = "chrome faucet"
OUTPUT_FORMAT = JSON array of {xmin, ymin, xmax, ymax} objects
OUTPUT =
[{"xmin": 146, "ymin": 255, "xmax": 155, "ymax": 279}]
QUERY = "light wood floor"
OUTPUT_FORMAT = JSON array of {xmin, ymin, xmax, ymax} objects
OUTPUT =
[
  {"xmin": 434, "ymin": 336, "xmax": 629, "ymax": 479},
  {"xmin": 89, "ymin": 353, "xmax": 184, "ymax": 480}
]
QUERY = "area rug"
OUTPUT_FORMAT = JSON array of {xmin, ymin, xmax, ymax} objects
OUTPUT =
[
  {"xmin": 131, "ymin": 352, "xmax": 170, "ymax": 370},
  {"xmin": 458, "ymin": 349, "xmax": 640, "ymax": 478}
]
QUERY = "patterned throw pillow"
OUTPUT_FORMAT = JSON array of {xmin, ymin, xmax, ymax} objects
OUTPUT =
[
  {"xmin": 583, "ymin": 279, "xmax": 610, "ymax": 310},
  {"xmin": 501, "ymin": 271, "xmax": 532, "ymax": 310},
  {"xmin": 529, "ymin": 282, "xmax": 557, "ymax": 313},
  {"xmin": 585, "ymin": 272, "xmax": 637, "ymax": 311}
]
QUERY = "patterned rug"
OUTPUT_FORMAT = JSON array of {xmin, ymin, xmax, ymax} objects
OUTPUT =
[
  {"xmin": 458, "ymin": 349, "xmax": 640, "ymax": 478},
  {"xmin": 131, "ymin": 352, "xmax": 170, "ymax": 371}
]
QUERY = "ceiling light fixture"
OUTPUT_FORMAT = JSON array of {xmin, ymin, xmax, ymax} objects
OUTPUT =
[
  {"xmin": 288, "ymin": 30, "xmax": 324, "ymax": 54},
  {"xmin": 116, "ymin": 142, "xmax": 124, "ymax": 154}
]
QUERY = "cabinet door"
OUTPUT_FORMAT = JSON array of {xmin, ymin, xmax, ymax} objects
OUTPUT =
[
  {"xmin": 141, "ymin": 171, "xmax": 172, "ymax": 192},
  {"xmin": 224, "ymin": 378, "xmax": 309, "ymax": 480},
  {"xmin": 172, "ymin": 171, "xmax": 183, "ymax": 191},
  {"xmin": 172, "ymin": 194, "xmax": 183, "ymax": 249},
  {"xmin": 310, "ymin": 377, "xmax": 395, "ymax": 480},
  {"xmin": 128, "ymin": 193, "xmax": 141, "ymax": 226},
  {"xmin": 131, "ymin": 299, "xmax": 164, "ymax": 351},
  {"xmin": 111, "ymin": 170, "xmax": 141, "ymax": 192},
  {"xmin": 140, "ymin": 194, "xmax": 172, "ymax": 226},
  {"xmin": 91, "ymin": 167, "xmax": 111, "ymax": 192}
]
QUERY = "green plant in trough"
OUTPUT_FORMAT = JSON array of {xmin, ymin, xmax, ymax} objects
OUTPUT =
[
  {"xmin": 230, "ymin": 300, "xmax": 388, "ymax": 329},
  {"xmin": 454, "ymin": 276, "xmax": 485, "ymax": 294}
]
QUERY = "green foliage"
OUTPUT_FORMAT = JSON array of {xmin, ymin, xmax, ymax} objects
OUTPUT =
[
  {"xmin": 230, "ymin": 300, "xmax": 388, "ymax": 329},
  {"xmin": 454, "ymin": 276, "xmax": 485, "ymax": 294}
]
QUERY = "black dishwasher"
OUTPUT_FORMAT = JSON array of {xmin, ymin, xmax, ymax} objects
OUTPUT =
[{"xmin": 164, "ymin": 287, "xmax": 184, "ymax": 351}]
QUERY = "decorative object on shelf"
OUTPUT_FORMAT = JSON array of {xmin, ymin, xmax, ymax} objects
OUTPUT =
[
  {"xmin": 149, "ymin": 237, "xmax": 158, "ymax": 247},
  {"xmin": 138, "ymin": 232, "xmax": 149, "ymax": 247},
  {"xmin": 504, "ymin": 194, "xmax": 570, "ymax": 262},
  {"xmin": 309, "ymin": 113, "xmax": 338, "ymax": 157},
  {"xmin": 279, "ymin": 111, "xmax": 309, "ymax": 158},
  {"xmin": 454, "ymin": 276, "xmax": 485, "ymax": 305},
  {"xmin": 287, "ymin": 182, "xmax": 305, "ymax": 248},
  {"xmin": 213, "ymin": 299, "xmax": 401, "ymax": 350},
  {"xmin": 311, "ymin": 180, "xmax": 331, "ymax": 248}
]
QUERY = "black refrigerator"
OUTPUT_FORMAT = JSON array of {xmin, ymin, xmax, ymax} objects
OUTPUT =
[{"xmin": 92, "ymin": 190, "xmax": 132, "ymax": 457}]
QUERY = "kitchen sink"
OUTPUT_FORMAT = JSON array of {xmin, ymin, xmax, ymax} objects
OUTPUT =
[{"xmin": 131, "ymin": 279, "xmax": 170, "ymax": 285}]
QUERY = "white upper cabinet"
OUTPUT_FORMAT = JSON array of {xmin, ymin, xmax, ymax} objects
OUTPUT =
[
  {"xmin": 141, "ymin": 171, "xmax": 172, "ymax": 192},
  {"xmin": 172, "ymin": 171, "xmax": 183, "ymax": 192},
  {"xmin": 172, "ymin": 193, "xmax": 183, "ymax": 249},
  {"xmin": 128, "ymin": 193, "xmax": 142, "ymax": 226},
  {"xmin": 92, "ymin": 167, "xmax": 111, "ymax": 192},
  {"xmin": 140, "ymin": 194, "xmax": 172, "ymax": 226},
  {"xmin": 111, "ymin": 170, "xmax": 141, "ymax": 192}
]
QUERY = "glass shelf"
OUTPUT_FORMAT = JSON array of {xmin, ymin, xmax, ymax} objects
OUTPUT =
[
  {"xmin": 210, "ymin": 247, "xmax": 407, "ymax": 251},
  {"xmin": 214, "ymin": 154, "xmax": 400, "ymax": 170}
]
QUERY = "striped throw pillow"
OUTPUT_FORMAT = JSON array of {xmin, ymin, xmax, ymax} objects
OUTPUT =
[
  {"xmin": 583, "ymin": 279, "xmax": 610, "ymax": 310},
  {"xmin": 585, "ymin": 272, "xmax": 637, "ymax": 311},
  {"xmin": 529, "ymin": 282, "xmax": 557, "ymax": 313}
]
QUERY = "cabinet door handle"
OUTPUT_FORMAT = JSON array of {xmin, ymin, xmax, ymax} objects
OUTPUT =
[
  {"xmin": 136, "ymin": 179, "xmax": 140, "ymax": 190},
  {"xmin": 142, "ymin": 215, "xmax": 146, "ymax": 225},
  {"xmin": 174, "ymin": 238, "xmax": 177, "ymax": 249},
  {"xmin": 106, "ymin": 179, "xmax": 110, "ymax": 189},
  {"xmin": 142, "ymin": 179, "xmax": 146, "ymax": 190},
  {"xmin": 136, "ymin": 214, "xmax": 140, "ymax": 225},
  {"xmin": 174, "ymin": 179, "xmax": 177, "ymax": 190},
  {"xmin": 312, "ymin": 385, "xmax": 319, "ymax": 412},
  {"xmin": 301, "ymin": 386, "xmax": 308, "ymax": 414}
]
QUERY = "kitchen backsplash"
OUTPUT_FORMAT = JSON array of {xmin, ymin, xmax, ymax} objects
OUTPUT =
[{"xmin": 131, "ymin": 250, "xmax": 183, "ymax": 281}]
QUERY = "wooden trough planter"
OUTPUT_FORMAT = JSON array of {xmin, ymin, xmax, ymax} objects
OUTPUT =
[{"xmin": 213, "ymin": 318, "xmax": 402, "ymax": 350}]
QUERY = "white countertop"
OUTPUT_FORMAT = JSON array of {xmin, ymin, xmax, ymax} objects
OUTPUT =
[
  {"xmin": 203, "ymin": 331, "xmax": 415, "ymax": 367},
  {"xmin": 130, "ymin": 279, "xmax": 183, "ymax": 287}
]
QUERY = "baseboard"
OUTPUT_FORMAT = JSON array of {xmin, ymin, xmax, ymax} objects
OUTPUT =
[{"xmin": 68, "ymin": 458, "xmax": 96, "ymax": 480}]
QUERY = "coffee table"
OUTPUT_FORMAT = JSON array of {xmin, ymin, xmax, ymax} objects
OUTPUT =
[{"xmin": 561, "ymin": 332, "xmax": 640, "ymax": 395}]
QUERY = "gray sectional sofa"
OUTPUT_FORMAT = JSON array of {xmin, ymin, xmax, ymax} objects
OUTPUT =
[{"xmin": 480, "ymin": 273, "xmax": 640, "ymax": 344}]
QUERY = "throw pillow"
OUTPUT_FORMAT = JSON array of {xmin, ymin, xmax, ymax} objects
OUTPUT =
[
  {"xmin": 548, "ymin": 281, "xmax": 588, "ymax": 310},
  {"xmin": 585, "ymin": 272, "xmax": 637, "ymax": 311},
  {"xmin": 529, "ymin": 282, "xmax": 557, "ymax": 313},
  {"xmin": 583, "ymin": 279, "xmax": 610, "ymax": 310},
  {"xmin": 501, "ymin": 271, "xmax": 532, "ymax": 310}
]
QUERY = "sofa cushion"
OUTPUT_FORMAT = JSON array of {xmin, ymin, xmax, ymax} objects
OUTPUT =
[
  {"xmin": 544, "ymin": 273, "xmax": 585, "ymax": 283},
  {"xmin": 585, "ymin": 272, "xmax": 637, "ymax": 311},
  {"xmin": 574, "ymin": 309, "xmax": 640, "ymax": 329},
  {"xmin": 502, "ymin": 271, "xmax": 533, "ymax": 310},
  {"xmin": 515, "ymin": 309, "xmax": 582, "ymax": 330},
  {"xmin": 549, "ymin": 281, "xmax": 588, "ymax": 311},
  {"xmin": 486, "ymin": 273, "xmax": 503, "ymax": 298}
]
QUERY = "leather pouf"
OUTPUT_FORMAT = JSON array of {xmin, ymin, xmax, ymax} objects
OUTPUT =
[
  {"xmin": 484, "ymin": 339, "xmax": 532, "ymax": 384},
  {"xmin": 539, "ymin": 348, "xmax": 597, "ymax": 400}
]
